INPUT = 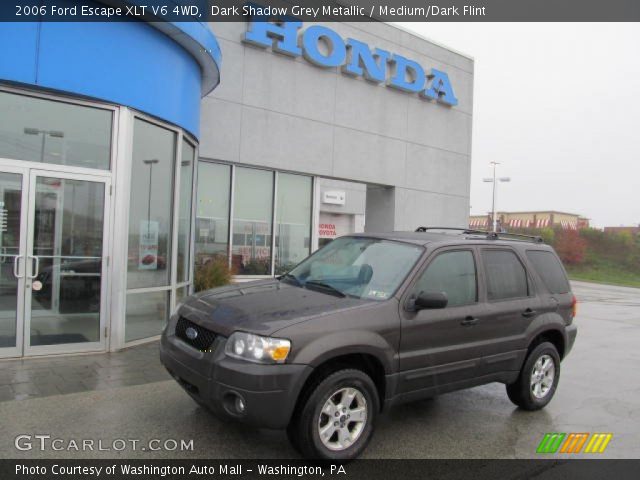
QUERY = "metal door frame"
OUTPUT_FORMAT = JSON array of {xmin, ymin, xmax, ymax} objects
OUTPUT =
[
  {"xmin": 0, "ymin": 164, "xmax": 29, "ymax": 358},
  {"xmin": 0, "ymin": 159, "xmax": 112, "ymax": 357},
  {"xmin": 24, "ymin": 168, "xmax": 111, "ymax": 356}
]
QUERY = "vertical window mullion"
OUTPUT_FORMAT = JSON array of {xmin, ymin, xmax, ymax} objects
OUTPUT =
[
  {"xmin": 271, "ymin": 171, "xmax": 278, "ymax": 277},
  {"xmin": 188, "ymin": 148, "xmax": 198, "ymax": 293},
  {"xmin": 170, "ymin": 132, "xmax": 182, "ymax": 314},
  {"xmin": 227, "ymin": 164, "xmax": 236, "ymax": 272},
  {"xmin": 311, "ymin": 176, "xmax": 320, "ymax": 253}
]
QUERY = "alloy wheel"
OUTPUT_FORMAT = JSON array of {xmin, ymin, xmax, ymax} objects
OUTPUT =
[
  {"xmin": 317, "ymin": 387, "xmax": 368, "ymax": 451},
  {"xmin": 530, "ymin": 354, "xmax": 555, "ymax": 399}
]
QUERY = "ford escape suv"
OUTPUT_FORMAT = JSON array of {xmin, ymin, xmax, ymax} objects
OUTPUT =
[{"xmin": 160, "ymin": 228, "xmax": 578, "ymax": 460}]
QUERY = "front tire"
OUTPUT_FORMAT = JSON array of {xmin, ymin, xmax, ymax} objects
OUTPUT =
[
  {"xmin": 288, "ymin": 369, "xmax": 379, "ymax": 460},
  {"xmin": 506, "ymin": 341, "xmax": 561, "ymax": 410}
]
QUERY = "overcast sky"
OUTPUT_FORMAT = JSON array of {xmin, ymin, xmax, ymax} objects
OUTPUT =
[{"xmin": 398, "ymin": 23, "xmax": 639, "ymax": 228}]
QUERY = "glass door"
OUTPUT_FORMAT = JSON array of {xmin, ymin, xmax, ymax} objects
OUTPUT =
[
  {"xmin": 0, "ymin": 164, "xmax": 110, "ymax": 358},
  {"xmin": 24, "ymin": 170, "xmax": 110, "ymax": 355},
  {"xmin": 0, "ymin": 168, "xmax": 28, "ymax": 358}
]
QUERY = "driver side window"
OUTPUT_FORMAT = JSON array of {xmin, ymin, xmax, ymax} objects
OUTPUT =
[{"xmin": 413, "ymin": 250, "xmax": 477, "ymax": 307}]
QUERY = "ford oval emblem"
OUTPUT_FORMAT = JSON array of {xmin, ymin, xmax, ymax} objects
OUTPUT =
[{"xmin": 185, "ymin": 327, "xmax": 198, "ymax": 340}]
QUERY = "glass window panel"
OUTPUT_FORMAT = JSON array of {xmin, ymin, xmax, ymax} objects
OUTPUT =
[
  {"xmin": 413, "ymin": 251, "xmax": 477, "ymax": 307},
  {"xmin": 482, "ymin": 250, "xmax": 529, "ymax": 300},
  {"xmin": 0, "ymin": 91, "xmax": 112, "ymax": 169},
  {"xmin": 232, "ymin": 168, "xmax": 273, "ymax": 275},
  {"xmin": 275, "ymin": 173, "xmax": 312, "ymax": 275},
  {"xmin": 127, "ymin": 119, "xmax": 176, "ymax": 289},
  {"xmin": 177, "ymin": 140, "xmax": 195, "ymax": 283},
  {"xmin": 0, "ymin": 172, "xmax": 23, "ymax": 349},
  {"xmin": 526, "ymin": 250, "xmax": 570, "ymax": 294},
  {"xmin": 30, "ymin": 177, "xmax": 105, "ymax": 346},
  {"xmin": 195, "ymin": 162, "xmax": 231, "ymax": 275},
  {"xmin": 125, "ymin": 291, "xmax": 169, "ymax": 342},
  {"xmin": 176, "ymin": 286, "xmax": 188, "ymax": 303}
]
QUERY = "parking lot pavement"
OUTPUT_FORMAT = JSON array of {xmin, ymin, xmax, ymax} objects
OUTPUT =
[{"xmin": 0, "ymin": 281, "xmax": 638, "ymax": 459}]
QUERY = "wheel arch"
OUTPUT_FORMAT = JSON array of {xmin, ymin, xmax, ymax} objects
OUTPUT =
[
  {"xmin": 291, "ymin": 351, "xmax": 389, "ymax": 421},
  {"xmin": 528, "ymin": 328, "xmax": 566, "ymax": 359}
]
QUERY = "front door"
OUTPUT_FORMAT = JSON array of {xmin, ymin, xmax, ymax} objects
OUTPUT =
[
  {"xmin": 0, "ymin": 165, "xmax": 110, "ymax": 357},
  {"xmin": 399, "ymin": 248, "xmax": 487, "ymax": 394}
]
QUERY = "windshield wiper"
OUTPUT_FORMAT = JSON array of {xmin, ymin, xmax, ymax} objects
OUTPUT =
[
  {"xmin": 279, "ymin": 273, "xmax": 302, "ymax": 286},
  {"xmin": 304, "ymin": 280, "xmax": 346, "ymax": 298}
]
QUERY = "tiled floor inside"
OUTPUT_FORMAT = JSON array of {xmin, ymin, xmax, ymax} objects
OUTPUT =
[{"xmin": 0, "ymin": 341, "xmax": 169, "ymax": 402}]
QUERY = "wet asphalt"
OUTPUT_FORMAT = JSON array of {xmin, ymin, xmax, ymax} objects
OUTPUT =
[{"xmin": 0, "ymin": 281, "xmax": 638, "ymax": 459}]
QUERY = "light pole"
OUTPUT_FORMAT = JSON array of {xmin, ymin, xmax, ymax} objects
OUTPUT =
[
  {"xmin": 23, "ymin": 128, "xmax": 65, "ymax": 163},
  {"xmin": 143, "ymin": 159, "xmax": 159, "ymax": 235},
  {"xmin": 483, "ymin": 162, "xmax": 510, "ymax": 232}
]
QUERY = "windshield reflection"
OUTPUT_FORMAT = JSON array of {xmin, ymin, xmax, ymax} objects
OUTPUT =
[{"xmin": 283, "ymin": 237, "xmax": 423, "ymax": 300}]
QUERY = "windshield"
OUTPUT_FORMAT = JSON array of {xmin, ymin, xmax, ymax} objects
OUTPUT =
[{"xmin": 285, "ymin": 237, "xmax": 424, "ymax": 300}]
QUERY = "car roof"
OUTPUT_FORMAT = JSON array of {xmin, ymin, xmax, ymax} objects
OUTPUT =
[{"xmin": 346, "ymin": 230, "xmax": 554, "ymax": 250}]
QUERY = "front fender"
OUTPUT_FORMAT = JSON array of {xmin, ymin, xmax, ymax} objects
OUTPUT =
[{"xmin": 288, "ymin": 330, "xmax": 396, "ymax": 374}]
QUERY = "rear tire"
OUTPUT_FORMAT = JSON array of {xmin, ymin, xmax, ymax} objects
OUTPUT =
[
  {"xmin": 288, "ymin": 369, "xmax": 379, "ymax": 460},
  {"xmin": 506, "ymin": 341, "xmax": 560, "ymax": 411}
]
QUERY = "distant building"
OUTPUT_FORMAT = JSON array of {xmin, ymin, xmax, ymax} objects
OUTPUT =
[{"xmin": 469, "ymin": 211, "xmax": 589, "ymax": 230}]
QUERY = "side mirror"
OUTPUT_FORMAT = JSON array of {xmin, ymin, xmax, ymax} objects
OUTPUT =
[{"xmin": 414, "ymin": 291, "xmax": 448, "ymax": 310}]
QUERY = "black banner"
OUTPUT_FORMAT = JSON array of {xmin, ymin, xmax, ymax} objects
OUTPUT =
[
  {"xmin": 2, "ymin": 0, "xmax": 640, "ymax": 22},
  {"xmin": 2, "ymin": 460, "xmax": 640, "ymax": 480}
]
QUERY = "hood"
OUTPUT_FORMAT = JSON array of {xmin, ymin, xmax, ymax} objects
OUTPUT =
[{"xmin": 179, "ymin": 279, "xmax": 370, "ymax": 337}]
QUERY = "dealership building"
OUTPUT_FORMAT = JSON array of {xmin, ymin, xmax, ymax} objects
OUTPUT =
[{"xmin": 0, "ymin": 12, "xmax": 473, "ymax": 358}]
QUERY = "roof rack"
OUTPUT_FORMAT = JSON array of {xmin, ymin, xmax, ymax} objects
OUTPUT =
[
  {"xmin": 486, "ymin": 231, "xmax": 545, "ymax": 243},
  {"xmin": 415, "ymin": 226, "xmax": 485, "ymax": 234},
  {"xmin": 415, "ymin": 226, "xmax": 544, "ymax": 244}
]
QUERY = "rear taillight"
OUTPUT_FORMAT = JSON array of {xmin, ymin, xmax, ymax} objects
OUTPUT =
[{"xmin": 571, "ymin": 294, "xmax": 578, "ymax": 318}]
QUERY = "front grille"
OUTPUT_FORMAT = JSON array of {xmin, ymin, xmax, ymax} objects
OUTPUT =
[{"xmin": 175, "ymin": 317, "xmax": 216, "ymax": 352}]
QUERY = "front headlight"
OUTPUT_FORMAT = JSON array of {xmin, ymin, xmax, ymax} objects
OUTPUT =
[{"xmin": 225, "ymin": 332, "xmax": 291, "ymax": 364}]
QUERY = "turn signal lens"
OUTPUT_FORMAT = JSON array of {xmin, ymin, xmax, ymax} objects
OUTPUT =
[
  {"xmin": 571, "ymin": 294, "xmax": 578, "ymax": 318},
  {"xmin": 271, "ymin": 345, "xmax": 291, "ymax": 361}
]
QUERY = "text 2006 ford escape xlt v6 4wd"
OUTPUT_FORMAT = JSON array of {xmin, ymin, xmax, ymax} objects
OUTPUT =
[{"xmin": 160, "ymin": 228, "xmax": 578, "ymax": 460}]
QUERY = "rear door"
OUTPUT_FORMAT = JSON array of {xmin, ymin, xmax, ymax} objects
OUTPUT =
[
  {"xmin": 477, "ymin": 247, "xmax": 543, "ymax": 375},
  {"xmin": 399, "ymin": 247, "xmax": 488, "ymax": 394}
]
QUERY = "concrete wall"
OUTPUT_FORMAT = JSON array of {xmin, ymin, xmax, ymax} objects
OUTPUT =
[
  {"xmin": 318, "ymin": 178, "xmax": 366, "ymax": 216},
  {"xmin": 200, "ymin": 21, "xmax": 474, "ymax": 231}
]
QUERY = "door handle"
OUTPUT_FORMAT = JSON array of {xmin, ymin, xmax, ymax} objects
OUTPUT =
[
  {"xmin": 13, "ymin": 255, "xmax": 24, "ymax": 278},
  {"xmin": 27, "ymin": 255, "xmax": 40, "ymax": 279},
  {"xmin": 460, "ymin": 316, "xmax": 479, "ymax": 326},
  {"xmin": 522, "ymin": 308, "xmax": 537, "ymax": 318}
]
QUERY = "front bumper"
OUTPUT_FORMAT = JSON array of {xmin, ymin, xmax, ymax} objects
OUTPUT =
[{"xmin": 160, "ymin": 332, "xmax": 312, "ymax": 429}]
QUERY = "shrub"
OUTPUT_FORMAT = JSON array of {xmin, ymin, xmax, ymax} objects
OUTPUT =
[
  {"xmin": 538, "ymin": 227, "xmax": 555, "ymax": 245},
  {"xmin": 241, "ymin": 258, "xmax": 271, "ymax": 275},
  {"xmin": 194, "ymin": 255, "xmax": 233, "ymax": 292},
  {"xmin": 555, "ymin": 229, "xmax": 587, "ymax": 265}
]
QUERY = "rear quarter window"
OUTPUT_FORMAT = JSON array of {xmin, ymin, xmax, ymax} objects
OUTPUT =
[
  {"xmin": 481, "ymin": 249, "xmax": 529, "ymax": 301},
  {"xmin": 526, "ymin": 250, "xmax": 571, "ymax": 294}
]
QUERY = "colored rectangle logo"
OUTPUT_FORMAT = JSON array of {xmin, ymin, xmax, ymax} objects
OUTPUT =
[{"xmin": 537, "ymin": 433, "xmax": 612, "ymax": 454}]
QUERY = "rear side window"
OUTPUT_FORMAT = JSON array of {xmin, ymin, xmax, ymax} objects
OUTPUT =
[
  {"xmin": 526, "ymin": 250, "xmax": 570, "ymax": 294},
  {"xmin": 482, "ymin": 250, "xmax": 529, "ymax": 300},
  {"xmin": 413, "ymin": 250, "xmax": 477, "ymax": 307}
]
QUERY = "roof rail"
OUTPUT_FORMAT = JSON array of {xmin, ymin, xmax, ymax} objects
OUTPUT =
[
  {"xmin": 415, "ymin": 226, "xmax": 486, "ymax": 234},
  {"xmin": 485, "ymin": 231, "xmax": 545, "ymax": 243},
  {"xmin": 415, "ymin": 226, "xmax": 544, "ymax": 244}
]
